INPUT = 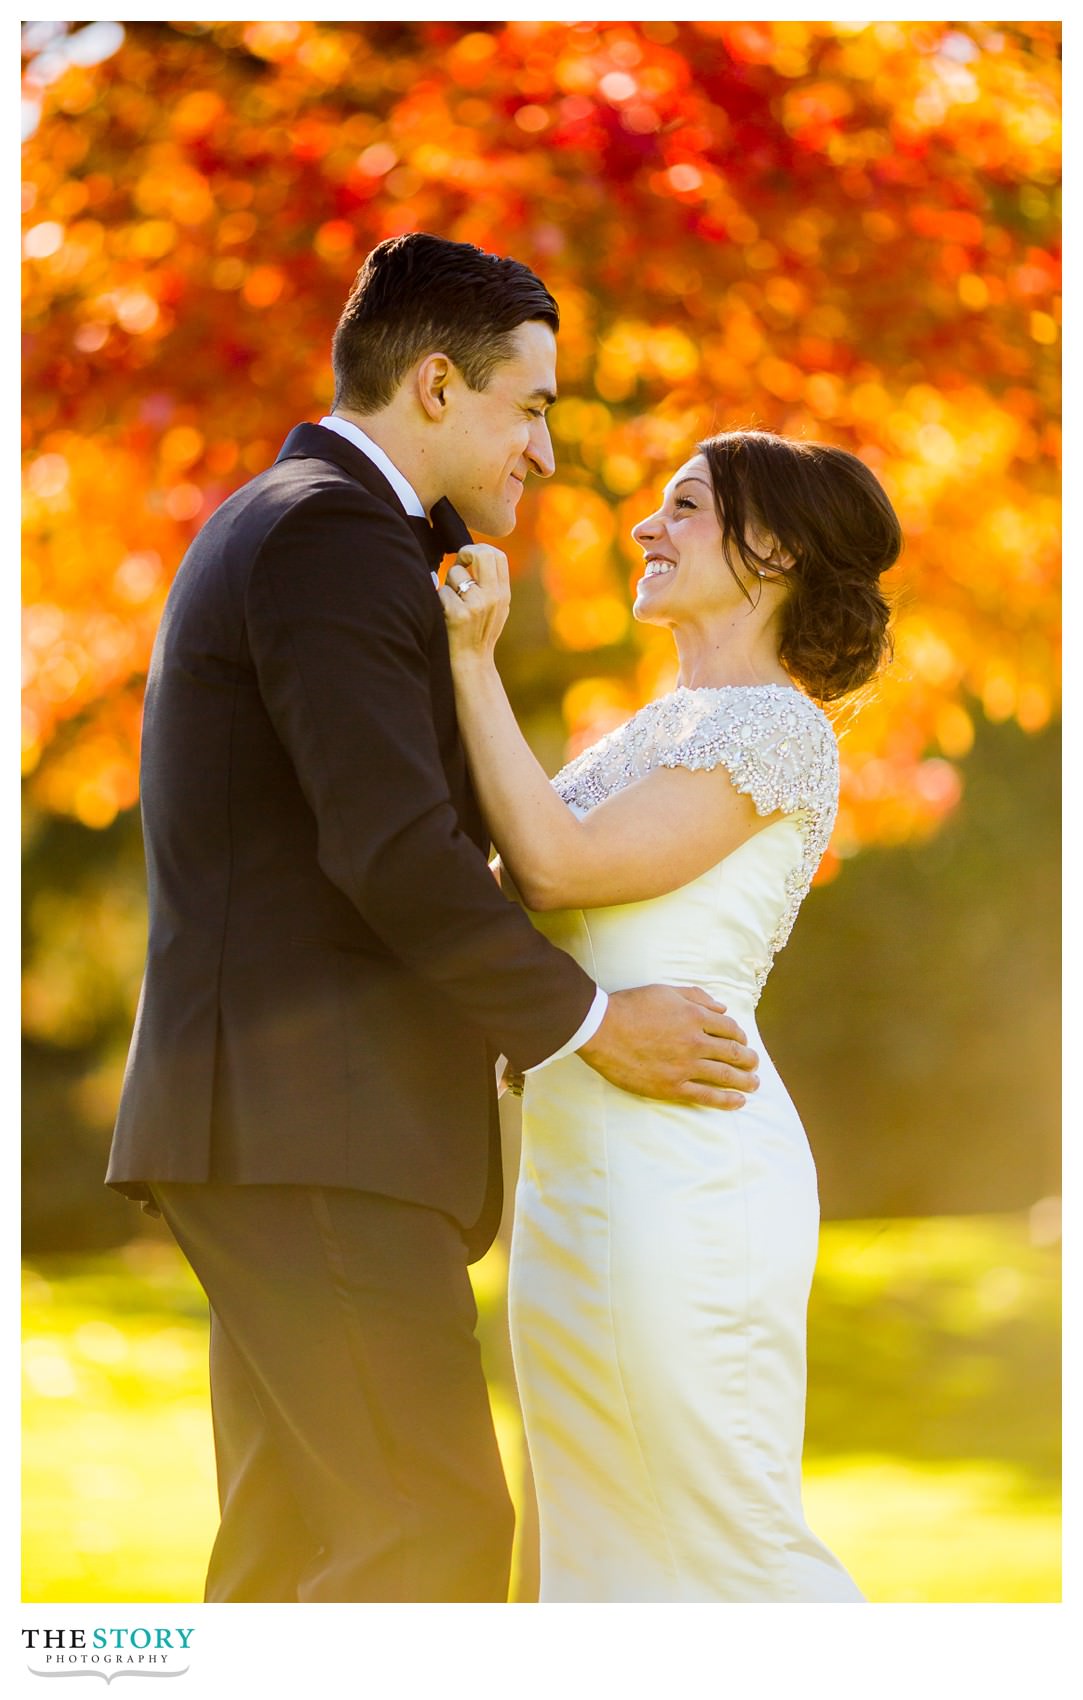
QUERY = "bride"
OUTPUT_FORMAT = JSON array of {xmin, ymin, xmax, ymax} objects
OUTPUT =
[{"xmin": 439, "ymin": 428, "xmax": 901, "ymax": 1603}]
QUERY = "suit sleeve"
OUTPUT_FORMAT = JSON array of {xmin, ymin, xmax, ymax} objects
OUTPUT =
[{"xmin": 244, "ymin": 487, "xmax": 597, "ymax": 1067}]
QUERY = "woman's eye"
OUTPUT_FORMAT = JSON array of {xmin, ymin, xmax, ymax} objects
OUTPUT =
[{"xmin": 674, "ymin": 496, "xmax": 695, "ymax": 511}]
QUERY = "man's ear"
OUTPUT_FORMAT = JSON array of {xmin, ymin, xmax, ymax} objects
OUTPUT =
[{"xmin": 416, "ymin": 352, "xmax": 453, "ymax": 422}]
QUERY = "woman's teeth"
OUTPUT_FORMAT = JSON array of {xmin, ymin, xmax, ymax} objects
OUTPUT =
[{"xmin": 643, "ymin": 558, "xmax": 676, "ymax": 578}]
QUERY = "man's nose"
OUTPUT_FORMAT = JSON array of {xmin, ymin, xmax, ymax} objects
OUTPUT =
[{"xmin": 527, "ymin": 418, "xmax": 555, "ymax": 480}]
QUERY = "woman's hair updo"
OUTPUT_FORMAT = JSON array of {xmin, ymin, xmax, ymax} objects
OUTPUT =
[{"xmin": 697, "ymin": 430, "xmax": 902, "ymax": 702}]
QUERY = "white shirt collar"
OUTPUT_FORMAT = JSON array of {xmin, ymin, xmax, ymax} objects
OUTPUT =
[{"xmin": 317, "ymin": 415, "xmax": 426, "ymax": 518}]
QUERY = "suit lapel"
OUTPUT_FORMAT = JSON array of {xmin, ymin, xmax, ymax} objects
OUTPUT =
[
  {"xmin": 275, "ymin": 425, "xmax": 469, "ymax": 569},
  {"xmin": 276, "ymin": 422, "xmax": 410, "ymax": 519}
]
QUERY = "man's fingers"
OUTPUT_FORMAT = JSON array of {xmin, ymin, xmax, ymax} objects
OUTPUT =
[
  {"xmin": 680, "ymin": 985, "xmax": 727, "ymax": 1007},
  {"xmin": 687, "ymin": 1032, "xmax": 757, "ymax": 1070},
  {"xmin": 686, "ymin": 1059, "xmax": 760, "ymax": 1092},
  {"xmin": 676, "ymin": 1083, "xmax": 751, "ymax": 1111},
  {"xmin": 669, "ymin": 984, "xmax": 758, "ymax": 1069},
  {"xmin": 678, "ymin": 985, "xmax": 729, "ymax": 1014},
  {"xmin": 684, "ymin": 1015, "xmax": 757, "ymax": 1071},
  {"xmin": 677, "ymin": 985, "xmax": 751, "ymax": 1048}
]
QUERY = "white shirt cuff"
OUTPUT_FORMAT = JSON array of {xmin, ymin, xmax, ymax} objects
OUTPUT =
[{"xmin": 527, "ymin": 986, "xmax": 609, "ymax": 1072}]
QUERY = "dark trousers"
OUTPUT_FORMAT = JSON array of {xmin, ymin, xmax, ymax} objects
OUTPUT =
[{"xmin": 152, "ymin": 1183, "xmax": 514, "ymax": 1602}]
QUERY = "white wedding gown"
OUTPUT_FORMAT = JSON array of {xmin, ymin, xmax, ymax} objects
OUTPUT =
[{"xmin": 509, "ymin": 684, "xmax": 864, "ymax": 1602}]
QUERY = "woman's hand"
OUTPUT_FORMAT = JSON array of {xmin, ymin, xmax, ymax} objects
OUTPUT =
[{"xmin": 438, "ymin": 544, "xmax": 510, "ymax": 670}]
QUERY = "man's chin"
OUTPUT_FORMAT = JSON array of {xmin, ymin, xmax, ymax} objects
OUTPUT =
[{"xmin": 463, "ymin": 504, "xmax": 517, "ymax": 539}]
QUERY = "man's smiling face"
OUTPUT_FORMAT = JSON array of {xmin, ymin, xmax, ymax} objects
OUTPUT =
[{"xmin": 436, "ymin": 319, "xmax": 557, "ymax": 537}]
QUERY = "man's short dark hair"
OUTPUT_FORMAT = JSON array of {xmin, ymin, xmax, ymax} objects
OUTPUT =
[{"xmin": 331, "ymin": 233, "xmax": 560, "ymax": 413}]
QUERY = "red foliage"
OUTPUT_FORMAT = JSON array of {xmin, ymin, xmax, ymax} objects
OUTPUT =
[{"xmin": 22, "ymin": 20, "xmax": 1060, "ymax": 870}]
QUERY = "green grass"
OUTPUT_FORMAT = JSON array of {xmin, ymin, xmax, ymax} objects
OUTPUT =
[
  {"xmin": 22, "ymin": 1213, "xmax": 1060, "ymax": 1603},
  {"xmin": 801, "ymin": 1213, "xmax": 1061, "ymax": 1603}
]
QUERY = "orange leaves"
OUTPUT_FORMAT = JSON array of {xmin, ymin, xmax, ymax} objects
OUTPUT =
[
  {"xmin": 242, "ymin": 21, "xmax": 304, "ymax": 65},
  {"xmin": 562, "ymin": 676, "xmax": 640, "ymax": 759},
  {"xmin": 20, "ymin": 19, "xmax": 1061, "ymax": 855},
  {"xmin": 593, "ymin": 321, "xmax": 700, "ymax": 404},
  {"xmin": 134, "ymin": 149, "xmax": 214, "ymax": 227},
  {"xmin": 23, "ymin": 431, "xmax": 183, "ymax": 810},
  {"xmin": 535, "ymin": 486, "xmax": 629, "ymax": 652},
  {"xmin": 241, "ymin": 266, "xmax": 287, "ymax": 309},
  {"xmin": 536, "ymin": 486, "xmax": 616, "ymax": 594},
  {"xmin": 159, "ymin": 426, "xmax": 203, "ymax": 471},
  {"xmin": 780, "ymin": 80, "xmax": 855, "ymax": 152},
  {"xmin": 834, "ymin": 748, "xmax": 964, "ymax": 856},
  {"xmin": 719, "ymin": 23, "xmax": 777, "ymax": 67},
  {"xmin": 313, "ymin": 220, "xmax": 355, "ymax": 264},
  {"xmin": 908, "ymin": 206, "xmax": 985, "ymax": 247},
  {"xmin": 170, "ymin": 89, "xmax": 225, "ymax": 140},
  {"xmin": 445, "ymin": 30, "xmax": 500, "ymax": 91},
  {"xmin": 757, "ymin": 359, "xmax": 804, "ymax": 403}
]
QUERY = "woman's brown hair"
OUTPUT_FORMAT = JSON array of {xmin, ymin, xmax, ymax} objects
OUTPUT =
[{"xmin": 697, "ymin": 430, "xmax": 902, "ymax": 702}]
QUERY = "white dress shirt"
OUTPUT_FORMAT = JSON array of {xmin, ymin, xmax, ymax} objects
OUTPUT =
[{"xmin": 316, "ymin": 414, "xmax": 609, "ymax": 1069}]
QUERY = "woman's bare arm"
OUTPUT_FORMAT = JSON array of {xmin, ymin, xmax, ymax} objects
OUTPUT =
[{"xmin": 441, "ymin": 547, "xmax": 780, "ymax": 910}]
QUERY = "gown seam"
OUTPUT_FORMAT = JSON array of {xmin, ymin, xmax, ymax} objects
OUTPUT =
[
  {"xmin": 587, "ymin": 917, "xmax": 685, "ymax": 1598},
  {"xmin": 734, "ymin": 1109, "xmax": 801, "ymax": 1601},
  {"xmin": 600, "ymin": 1089, "xmax": 685, "ymax": 1596}
]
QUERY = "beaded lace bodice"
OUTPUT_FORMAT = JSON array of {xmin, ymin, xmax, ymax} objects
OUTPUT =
[{"xmin": 551, "ymin": 684, "xmax": 839, "ymax": 996}]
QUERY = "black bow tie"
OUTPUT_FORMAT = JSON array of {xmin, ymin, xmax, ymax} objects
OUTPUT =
[{"xmin": 408, "ymin": 497, "xmax": 473, "ymax": 569}]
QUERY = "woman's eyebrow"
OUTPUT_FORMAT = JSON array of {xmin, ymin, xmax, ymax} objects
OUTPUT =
[{"xmin": 664, "ymin": 476, "xmax": 713, "ymax": 497}]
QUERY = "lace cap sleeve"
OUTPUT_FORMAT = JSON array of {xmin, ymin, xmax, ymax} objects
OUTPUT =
[
  {"xmin": 550, "ymin": 684, "xmax": 839, "ymax": 996},
  {"xmin": 651, "ymin": 685, "xmax": 839, "ymax": 823}
]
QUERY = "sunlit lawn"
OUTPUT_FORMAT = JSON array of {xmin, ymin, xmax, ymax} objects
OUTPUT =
[{"xmin": 22, "ymin": 1212, "xmax": 1060, "ymax": 1603}]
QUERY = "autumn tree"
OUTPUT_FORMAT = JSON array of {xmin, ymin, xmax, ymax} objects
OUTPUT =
[{"xmin": 23, "ymin": 20, "xmax": 1060, "ymax": 845}]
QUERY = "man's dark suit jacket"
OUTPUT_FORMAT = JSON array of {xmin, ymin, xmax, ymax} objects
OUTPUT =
[{"xmin": 107, "ymin": 423, "xmax": 596, "ymax": 1260}]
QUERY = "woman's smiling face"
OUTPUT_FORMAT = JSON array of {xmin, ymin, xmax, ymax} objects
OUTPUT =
[{"xmin": 630, "ymin": 454, "xmax": 738, "ymax": 626}]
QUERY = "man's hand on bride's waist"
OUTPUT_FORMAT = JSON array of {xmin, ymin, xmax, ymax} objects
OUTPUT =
[{"xmin": 576, "ymin": 984, "xmax": 759, "ymax": 1110}]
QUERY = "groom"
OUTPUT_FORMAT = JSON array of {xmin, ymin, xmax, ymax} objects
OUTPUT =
[{"xmin": 107, "ymin": 233, "xmax": 759, "ymax": 1602}]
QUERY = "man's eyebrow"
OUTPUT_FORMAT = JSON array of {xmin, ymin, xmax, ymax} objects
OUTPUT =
[{"xmin": 527, "ymin": 388, "xmax": 557, "ymax": 406}]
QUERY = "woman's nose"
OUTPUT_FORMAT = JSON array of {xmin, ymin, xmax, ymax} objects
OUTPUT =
[{"xmin": 631, "ymin": 510, "xmax": 664, "ymax": 546}]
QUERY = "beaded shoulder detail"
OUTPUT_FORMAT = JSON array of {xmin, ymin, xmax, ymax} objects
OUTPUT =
[{"xmin": 552, "ymin": 684, "xmax": 839, "ymax": 993}]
